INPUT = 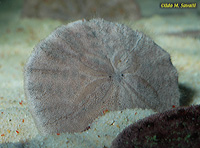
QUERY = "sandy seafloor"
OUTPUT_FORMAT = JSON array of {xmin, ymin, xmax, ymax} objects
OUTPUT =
[{"xmin": 0, "ymin": 6, "xmax": 200, "ymax": 148}]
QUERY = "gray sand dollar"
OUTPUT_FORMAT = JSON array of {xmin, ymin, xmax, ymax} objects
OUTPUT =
[{"xmin": 24, "ymin": 18, "xmax": 180, "ymax": 135}]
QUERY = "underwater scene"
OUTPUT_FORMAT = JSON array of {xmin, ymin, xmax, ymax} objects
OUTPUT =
[{"xmin": 0, "ymin": 0, "xmax": 200, "ymax": 147}]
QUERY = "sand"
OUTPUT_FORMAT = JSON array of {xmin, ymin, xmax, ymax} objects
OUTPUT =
[{"xmin": 0, "ymin": 2, "xmax": 200, "ymax": 148}]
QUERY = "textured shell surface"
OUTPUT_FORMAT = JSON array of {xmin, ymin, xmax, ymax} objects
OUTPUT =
[
  {"xmin": 111, "ymin": 105, "xmax": 200, "ymax": 148},
  {"xmin": 24, "ymin": 18, "xmax": 180, "ymax": 135}
]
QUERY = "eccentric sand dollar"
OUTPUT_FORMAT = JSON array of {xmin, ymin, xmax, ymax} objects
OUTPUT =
[
  {"xmin": 24, "ymin": 19, "xmax": 180, "ymax": 135},
  {"xmin": 111, "ymin": 105, "xmax": 200, "ymax": 148}
]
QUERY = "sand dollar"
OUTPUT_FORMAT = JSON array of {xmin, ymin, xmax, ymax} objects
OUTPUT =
[
  {"xmin": 111, "ymin": 105, "xmax": 200, "ymax": 148},
  {"xmin": 24, "ymin": 19, "xmax": 180, "ymax": 135}
]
